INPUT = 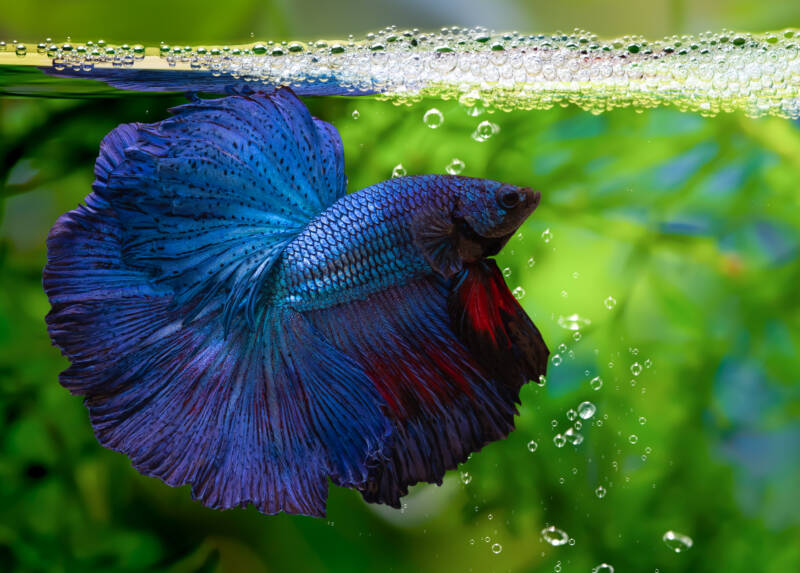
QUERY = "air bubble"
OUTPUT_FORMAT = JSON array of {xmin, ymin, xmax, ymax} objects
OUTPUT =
[
  {"xmin": 662, "ymin": 530, "xmax": 693, "ymax": 552},
  {"xmin": 527, "ymin": 440, "xmax": 538, "ymax": 452},
  {"xmin": 564, "ymin": 427, "xmax": 583, "ymax": 445},
  {"xmin": 541, "ymin": 525, "xmax": 569, "ymax": 546},
  {"xmin": 629, "ymin": 434, "xmax": 638, "ymax": 444},
  {"xmin": 592, "ymin": 564, "xmax": 614, "ymax": 573},
  {"xmin": 446, "ymin": 158, "xmax": 465, "ymax": 174},
  {"xmin": 541, "ymin": 228, "xmax": 553, "ymax": 243},
  {"xmin": 578, "ymin": 401, "xmax": 596, "ymax": 419},
  {"xmin": 502, "ymin": 267, "xmax": 512, "ymax": 277},
  {"xmin": 391, "ymin": 164, "xmax": 406, "ymax": 178},
  {"xmin": 351, "ymin": 109, "xmax": 360, "ymax": 119},
  {"xmin": 551, "ymin": 354, "xmax": 562, "ymax": 367},
  {"xmin": 590, "ymin": 376, "xmax": 604, "ymax": 391},
  {"xmin": 631, "ymin": 362, "xmax": 643, "ymax": 376},
  {"xmin": 595, "ymin": 485, "xmax": 607, "ymax": 498},
  {"xmin": 557, "ymin": 313, "xmax": 591, "ymax": 330},
  {"xmin": 460, "ymin": 471, "xmax": 472, "ymax": 484},
  {"xmin": 472, "ymin": 120, "xmax": 499, "ymax": 142},
  {"xmin": 423, "ymin": 108, "xmax": 444, "ymax": 128},
  {"xmin": 553, "ymin": 434, "xmax": 566, "ymax": 448},
  {"xmin": 512, "ymin": 286, "xmax": 526, "ymax": 300},
  {"xmin": 491, "ymin": 543, "xmax": 502, "ymax": 554},
  {"xmin": 604, "ymin": 296, "xmax": 617, "ymax": 309}
]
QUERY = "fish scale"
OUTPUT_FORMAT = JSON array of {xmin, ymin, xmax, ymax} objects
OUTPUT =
[{"xmin": 275, "ymin": 177, "xmax": 449, "ymax": 310}]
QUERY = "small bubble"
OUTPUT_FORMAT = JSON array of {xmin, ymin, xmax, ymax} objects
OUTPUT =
[
  {"xmin": 487, "ymin": 513, "xmax": 494, "ymax": 520},
  {"xmin": 446, "ymin": 157, "xmax": 465, "ymax": 175},
  {"xmin": 502, "ymin": 267, "xmax": 512, "ymax": 278},
  {"xmin": 15, "ymin": 43, "xmax": 27, "ymax": 56},
  {"xmin": 645, "ymin": 446, "xmax": 652, "ymax": 454},
  {"xmin": 662, "ymin": 530, "xmax": 693, "ymax": 552},
  {"xmin": 551, "ymin": 354, "xmax": 562, "ymax": 367},
  {"xmin": 472, "ymin": 120, "xmax": 499, "ymax": 142},
  {"xmin": 527, "ymin": 440, "xmax": 538, "ymax": 452},
  {"xmin": 629, "ymin": 434, "xmax": 639, "ymax": 444},
  {"xmin": 541, "ymin": 228, "xmax": 553, "ymax": 243},
  {"xmin": 541, "ymin": 525, "xmax": 569, "ymax": 546},
  {"xmin": 351, "ymin": 109, "xmax": 360, "ymax": 119},
  {"xmin": 572, "ymin": 331, "xmax": 582, "ymax": 342},
  {"xmin": 639, "ymin": 416, "xmax": 647, "ymax": 425},
  {"xmin": 566, "ymin": 408, "xmax": 577, "ymax": 421},
  {"xmin": 527, "ymin": 257, "xmax": 536, "ymax": 267},
  {"xmin": 592, "ymin": 564, "xmax": 615, "ymax": 573},
  {"xmin": 551, "ymin": 419, "xmax": 558, "ymax": 428},
  {"xmin": 491, "ymin": 543, "xmax": 502, "ymax": 554},
  {"xmin": 512, "ymin": 286, "xmax": 526, "ymax": 300},
  {"xmin": 460, "ymin": 471, "xmax": 472, "ymax": 484},
  {"xmin": 644, "ymin": 358, "xmax": 653, "ymax": 368},
  {"xmin": 557, "ymin": 313, "xmax": 591, "ymax": 331},
  {"xmin": 568, "ymin": 538, "xmax": 576, "ymax": 546},
  {"xmin": 631, "ymin": 362, "xmax": 643, "ymax": 376},
  {"xmin": 553, "ymin": 434, "xmax": 566, "ymax": 448},
  {"xmin": 590, "ymin": 376, "xmax": 604, "ymax": 391},
  {"xmin": 391, "ymin": 164, "xmax": 406, "ymax": 178},
  {"xmin": 423, "ymin": 108, "xmax": 444, "ymax": 128},
  {"xmin": 595, "ymin": 485, "xmax": 607, "ymax": 498},
  {"xmin": 604, "ymin": 296, "xmax": 617, "ymax": 309},
  {"xmin": 565, "ymin": 427, "xmax": 583, "ymax": 445},
  {"xmin": 578, "ymin": 401, "xmax": 596, "ymax": 419}
]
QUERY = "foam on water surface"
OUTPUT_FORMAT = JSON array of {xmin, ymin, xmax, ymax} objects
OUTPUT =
[{"xmin": 2, "ymin": 26, "xmax": 800, "ymax": 118}]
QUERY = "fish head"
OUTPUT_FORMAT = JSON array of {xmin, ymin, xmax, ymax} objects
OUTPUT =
[{"xmin": 451, "ymin": 177, "xmax": 541, "ymax": 260}]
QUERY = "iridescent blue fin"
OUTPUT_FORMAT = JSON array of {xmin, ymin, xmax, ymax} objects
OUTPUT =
[
  {"xmin": 44, "ymin": 89, "xmax": 388, "ymax": 516},
  {"xmin": 306, "ymin": 274, "xmax": 536, "ymax": 507},
  {"xmin": 96, "ymin": 88, "xmax": 346, "ymax": 329}
]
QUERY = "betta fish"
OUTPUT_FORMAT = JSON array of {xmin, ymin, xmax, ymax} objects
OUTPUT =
[{"xmin": 43, "ymin": 88, "xmax": 548, "ymax": 517}]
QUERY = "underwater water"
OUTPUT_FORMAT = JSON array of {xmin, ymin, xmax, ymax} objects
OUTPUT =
[{"xmin": 1, "ymin": 25, "xmax": 800, "ymax": 573}]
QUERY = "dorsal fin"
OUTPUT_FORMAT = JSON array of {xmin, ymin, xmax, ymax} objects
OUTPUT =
[{"xmin": 94, "ymin": 88, "xmax": 346, "ymax": 329}]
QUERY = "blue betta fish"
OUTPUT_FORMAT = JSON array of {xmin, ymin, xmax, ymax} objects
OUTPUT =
[{"xmin": 43, "ymin": 88, "xmax": 548, "ymax": 517}]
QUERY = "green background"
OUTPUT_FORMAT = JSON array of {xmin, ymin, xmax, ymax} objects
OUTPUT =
[{"xmin": 1, "ymin": 1, "xmax": 799, "ymax": 572}]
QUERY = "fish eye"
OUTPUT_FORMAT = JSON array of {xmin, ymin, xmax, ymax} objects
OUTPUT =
[{"xmin": 497, "ymin": 189, "xmax": 521, "ymax": 209}]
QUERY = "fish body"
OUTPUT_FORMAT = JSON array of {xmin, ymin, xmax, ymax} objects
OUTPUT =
[
  {"xmin": 274, "ymin": 175, "xmax": 537, "ymax": 310},
  {"xmin": 43, "ymin": 89, "xmax": 549, "ymax": 516}
]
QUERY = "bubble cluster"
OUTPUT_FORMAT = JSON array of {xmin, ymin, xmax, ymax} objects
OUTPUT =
[{"xmin": 4, "ymin": 26, "xmax": 799, "ymax": 118}]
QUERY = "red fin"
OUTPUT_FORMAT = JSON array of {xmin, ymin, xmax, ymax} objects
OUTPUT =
[{"xmin": 448, "ymin": 259, "xmax": 549, "ymax": 390}]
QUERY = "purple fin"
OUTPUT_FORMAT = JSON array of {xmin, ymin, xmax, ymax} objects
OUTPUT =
[
  {"xmin": 45, "ymin": 202, "xmax": 388, "ymax": 516},
  {"xmin": 43, "ymin": 90, "xmax": 389, "ymax": 517},
  {"xmin": 95, "ymin": 88, "xmax": 346, "ymax": 329},
  {"xmin": 306, "ymin": 276, "xmax": 525, "ymax": 507}
]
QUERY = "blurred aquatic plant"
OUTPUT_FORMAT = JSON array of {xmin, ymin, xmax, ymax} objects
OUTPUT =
[{"xmin": 1, "ymin": 88, "xmax": 798, "ymax": 571}]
